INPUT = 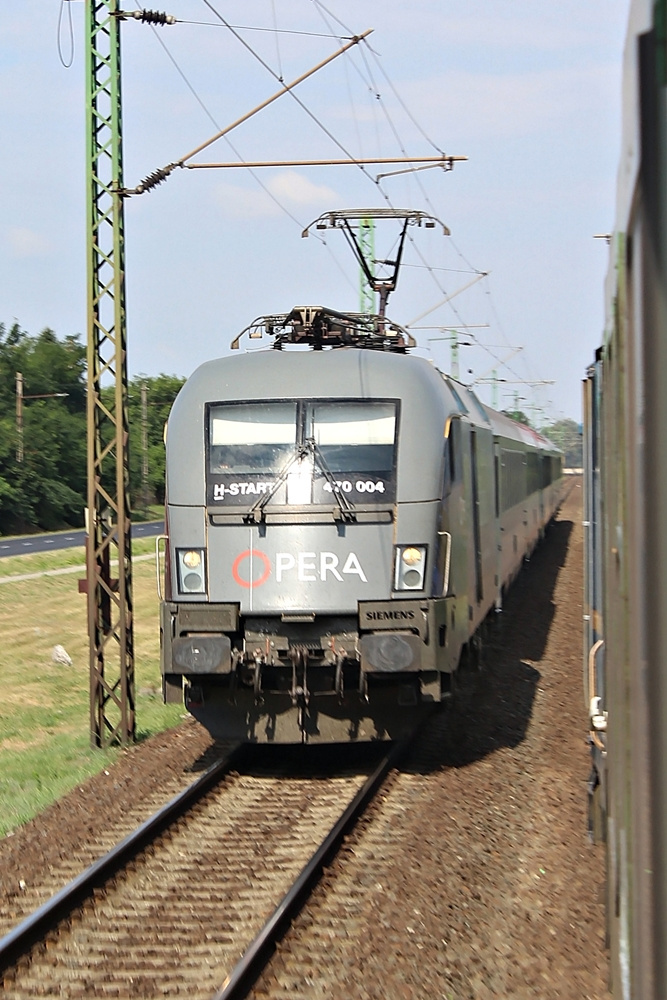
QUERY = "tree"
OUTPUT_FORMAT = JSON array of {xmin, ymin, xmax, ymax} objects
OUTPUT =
[
  {"xmin": 0, "ymin": 322, "xmax": 186, "ymax": 533},
  {"xmin": 0, "ymin": 323, "xmax": 87, "ymax": 533},
  {"xmin": 541, "ymin": 418, "xmax": 583, "ymax": 468},
  {"xmin": 501, "ymin": 409, "xmax": 532, "ymax": 427}
]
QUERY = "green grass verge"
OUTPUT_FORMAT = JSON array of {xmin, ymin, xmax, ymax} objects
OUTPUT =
[{"xmin": 0, "ymin": 542, "xmax": 182, "ymax": 837}]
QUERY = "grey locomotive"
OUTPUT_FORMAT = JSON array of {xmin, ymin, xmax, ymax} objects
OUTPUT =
[
  {"xmin": 159, "ymin": 306, "xmax": 562, "ymax": 743},
  {"xmin": 583, "ymin": 1, "xmax": 667, "ymax": 996}
]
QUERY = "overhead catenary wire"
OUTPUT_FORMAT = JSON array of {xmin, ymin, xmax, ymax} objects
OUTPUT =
[
  {"xmin": 144, "ymin": 24, "xmax": 312, "ymax": 233},
  {"xmin": 57, "ymin": 0, "xmax": 75, "ymax": 68},
  {"xmin": 307, "ymin": 4, "xmax": 483, "ymax": 336},
  {"xmin": 140, "ymin": 15, "xmax": 360, "ymax": 293},
  {"xmin": 125, "ymin": 27, "xmax": 374, "ymax": 194},
  {"xmin": 76, "ymin": 1, "xmax": 526, "ymax": 391},
  {"xmin": 145, "ymin": 15, "xmax": 347, "ymax": 39},
  {"xmin": 141, "ymin": 2, "xmax": 459, "ymax": 304},
  {"xmin": 270, "ymin": 0, "xmax": 284, "ymax": 81},
  {"xmin": 309, "ymin": 6, "xmax": 490, "ymax": 342},
  {"xmin": 197, "ymin": 1, "xmax": 377, "ymax": 181},
  {"xmin": 209, "ymin": 4, "xmax": 537, "ymax": 395},
  {"xmin": 129, "ymin": 2, "xmax": 458, "ymax": 261},
  {"xmin": 126, "ymin": 2, "xmax": 550, "ymax": 410}
]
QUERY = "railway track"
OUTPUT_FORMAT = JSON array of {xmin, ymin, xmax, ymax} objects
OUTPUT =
[
  {"xmin": 0, "ymin": 488, "xmax": 610, "ymax": 997},
  {"xmin": 0, "ymin": 739, "xmax": 407, "ymax": 999}
]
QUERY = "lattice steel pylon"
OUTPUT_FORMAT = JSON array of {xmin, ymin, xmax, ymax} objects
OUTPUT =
[
  {"xmin": 359, "ymin": 217, "xmax": 375, "ymax": 314},
  {"xmin": 85, "ymin": 0, "xmax": 135, "ymax": 747}
]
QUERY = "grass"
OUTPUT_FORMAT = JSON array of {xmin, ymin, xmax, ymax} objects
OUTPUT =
[{"xmin": 0, "ymin": 537, "xmax": 183, "ymax": 836}]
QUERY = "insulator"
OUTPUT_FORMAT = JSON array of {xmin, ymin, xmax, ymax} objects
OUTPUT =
[
  {"xmin": 132, "ymin": 10, "xmax": 176, "ymax": 26},
  {"xmin": 136, "ymin": 165, "xmax": 173, "ymax": 193}
]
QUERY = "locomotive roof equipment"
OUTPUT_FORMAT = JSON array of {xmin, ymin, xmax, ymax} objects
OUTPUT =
[
  {"xmin": 230, "ymin": 305, "xmax": 416, "ymax": 352},
  {"xmin": 301, "ymin": 209, "xmax": 450, "ymax": 317}
]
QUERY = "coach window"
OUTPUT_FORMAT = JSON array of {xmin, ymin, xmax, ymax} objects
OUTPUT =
[
  {"xmin": 209, "ymin": 402, "xmax": 297, "ymax": 474},
  {"xmin": 309, "ymin": 401, "xmax": 397, "ymax": 473}
]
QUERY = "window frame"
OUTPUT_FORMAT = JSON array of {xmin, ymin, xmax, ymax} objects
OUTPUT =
[{"xmin": 205, "ymin": 397, "xmax": 401, "ymax": 507}]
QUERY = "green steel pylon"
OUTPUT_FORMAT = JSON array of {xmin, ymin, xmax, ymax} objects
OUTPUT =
[
  {"xmin": 359, "ymin": 217, "xmax": 375, "ymax": 314},
  {"xmin": 85, "ymin": 0, "xmax": 135, "ymax": 747}
]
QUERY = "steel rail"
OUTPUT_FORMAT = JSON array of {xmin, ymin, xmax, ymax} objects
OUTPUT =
[
  {"xmin": 0, "ymin": 745, "xmax": 244, "ymax": 976},
  {"xmin": 212, "ymin": 738, "xmax": 408, "ymax": 1000}
]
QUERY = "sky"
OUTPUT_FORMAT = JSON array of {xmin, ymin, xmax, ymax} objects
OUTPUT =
[{"xmin": 0, "ymin": 1, "xmax": 631, "ymax": 424}]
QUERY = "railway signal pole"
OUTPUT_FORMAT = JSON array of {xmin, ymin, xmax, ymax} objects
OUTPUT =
[{"xmin": 85, "ymin": 0, "xmax": 134, "ymax": 747}]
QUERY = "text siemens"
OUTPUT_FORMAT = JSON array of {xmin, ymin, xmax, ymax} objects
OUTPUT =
[{"xmin": 364, "ymin": 609, "xmax": 416, "ymax": 621}]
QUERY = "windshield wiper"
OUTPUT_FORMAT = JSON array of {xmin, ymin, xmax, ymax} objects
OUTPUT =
[
  {"xmin": 243, "ymin": 442, "xmax": 309, "ymax": 524},
  {"xmin": 309, "ymin": 437, "xmax": 356, "ymax": 522},
  {"xmin": 243, "ymin": 438, "xmax": 356, "ymax": 524}
]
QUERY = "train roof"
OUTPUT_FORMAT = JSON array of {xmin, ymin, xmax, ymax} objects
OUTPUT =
[
  {"xmin": 167, "ymin": 345, "xmax": 461, "ymax": 505},
  {"xmin": 481, "ymin": 405, "xmax": 561, "ymax": 453},
  {"xmin": 167, "ymin": 307, "xmax": 561, "ymax": 509}
]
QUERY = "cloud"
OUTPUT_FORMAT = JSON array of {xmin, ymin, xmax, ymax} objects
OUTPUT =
[
  {"xmin": 213, "ymin": 171, "xmax": 339, "ymax": 219},
  {"xmin": 267, "ymin": 171, "xmax": 338, "ymax": 205},
  {"xmin": 5, "ymin": 227, "xmax": 52, "ymax": 258}
]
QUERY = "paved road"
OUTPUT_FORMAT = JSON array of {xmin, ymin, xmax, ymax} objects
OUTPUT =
[{"xmin": 0, "ymin": 521, "xmax": 165, "ymax": 558}]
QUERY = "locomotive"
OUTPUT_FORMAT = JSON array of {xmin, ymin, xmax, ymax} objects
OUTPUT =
[
  {"xmin": 159, "ymin": 304, "xmax": 563, "ymax": 743},
  {"xmin": 583, "ymin": 1, "xmax": 667, "ymax": 997}
]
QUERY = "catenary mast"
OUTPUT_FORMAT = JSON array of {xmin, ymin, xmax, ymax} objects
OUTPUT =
[{"xmin": 85, "ymin": 0, "xmax": 134, "ymax": 747}]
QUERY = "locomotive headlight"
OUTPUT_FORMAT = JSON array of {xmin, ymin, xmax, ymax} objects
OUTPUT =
[
  {"xmin": 176, "ymin": 548, "xmax": 207, "ymax": 594},
  {"xmin": 393, "ymin": 545, "xmax": 427, "ymax": 591}
]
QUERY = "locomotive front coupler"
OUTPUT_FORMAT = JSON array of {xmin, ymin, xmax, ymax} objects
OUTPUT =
[{"xmin": 290, "ymin": 648, "xmax": 310, "ymax": 708}]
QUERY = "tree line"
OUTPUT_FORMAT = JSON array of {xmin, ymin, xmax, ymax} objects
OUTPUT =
[
  {"xmin": 0, "ymin": 322, "xmax": 185, "ymax": 535},
  {"xmin": 502, "ymin": 409, "xmax": 583, "ymax": 469}
]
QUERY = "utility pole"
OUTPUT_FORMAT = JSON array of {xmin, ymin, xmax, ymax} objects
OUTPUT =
[
  {"xmin": 15, "ymin": 372, "xmax": 69, "ymax": 463},
  {"xmin": 15, "ymin": 373, "xmax": 23, "ymax": 464},
  {"xmin": 85, "ymin": 0, "xmax": 134, "ymax": 747},
  {"xmin": 81, "ymin": 12, "xmax": 369, "ymax": 749},
  {"xmin": 141, "ymin": 381, "xmax": 149, "ymax": 511}
]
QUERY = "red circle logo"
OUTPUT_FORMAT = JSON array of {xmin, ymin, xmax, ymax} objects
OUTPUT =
[{"xmin": 232, "ymin": 549, "xmax": 271, "ymax": 588}]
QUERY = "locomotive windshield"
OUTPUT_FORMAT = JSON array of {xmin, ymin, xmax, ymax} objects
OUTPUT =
[
  {"xmin": 207, "ymin": 399, "xmax": 398, "ymax": 506},
  {"xmin": 310, "ymin": 402, "xmax": 396, "ymax": 473},
  {"xmin": 209, "ymin": 402, "xmax": 297, "ymax": 474}
]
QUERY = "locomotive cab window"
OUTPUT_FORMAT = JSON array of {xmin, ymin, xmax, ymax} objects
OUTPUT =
[
  {"xmin": 310, "ymin": 402, "xmax": 396, "ymax": 473},
  {"xmin": 209, "ymin": 402, "xmax": 297, "ymax": 474},
  {"xmin": 207, "ymin": 399, "xmax": 398, "ymax": 506}
]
